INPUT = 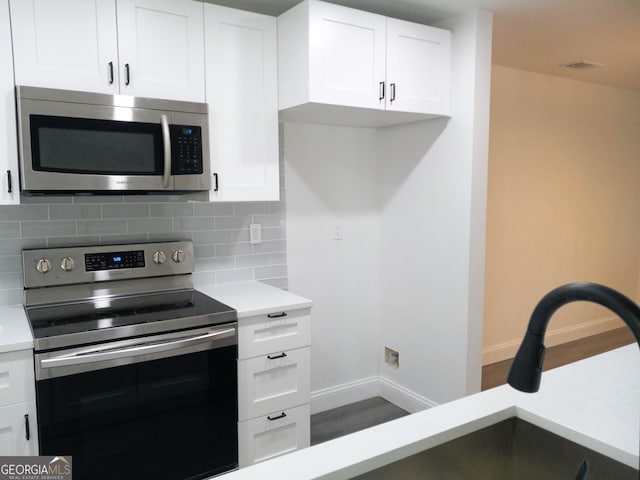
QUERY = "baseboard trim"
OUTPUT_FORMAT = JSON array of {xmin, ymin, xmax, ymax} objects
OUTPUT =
[
  {"xmin": 379, "ymin": 376, "xmax": 438, "ymax": 413},
  {"xmin": 482, "ymin": 315, "xmax": 624, "ymax": 365},
  {"xmin": 310, "ymin": 376, "xmax": 438, "ymax": 415},
  {"xmin": 310, "ymin": 377, "xmax": 380, "ymax": 414}
]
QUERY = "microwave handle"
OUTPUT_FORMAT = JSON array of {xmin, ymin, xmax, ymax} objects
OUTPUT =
[{"xmin": 161, "ymin": 115, "xmax": 171, "ymax": 188}]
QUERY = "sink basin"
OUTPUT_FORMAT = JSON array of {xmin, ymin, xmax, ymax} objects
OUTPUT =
[{"xmin": 352, "ymin": 417, "xmax": 637, "ymax": 479}]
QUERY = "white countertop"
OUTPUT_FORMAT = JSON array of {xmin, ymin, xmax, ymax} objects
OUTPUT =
[
  {"xmin": 199, "ymin": 281, "xmax": 312, "ymax": 317},
  {"xmin": 219, "ymin": 344, "xmax": 640, "ymax": 479},
  {"xmin": 0, "ymin": 305, "xmax": 33, "ymax": 353}
]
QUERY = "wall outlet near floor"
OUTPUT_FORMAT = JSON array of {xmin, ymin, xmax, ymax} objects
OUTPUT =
[
  {"xmin": 249, "ymin": 223, "xmax": 262, "ymax": 245},
  {"xmin": 385, "ymin": 347, "xmax": 399, "ymax": 368}
]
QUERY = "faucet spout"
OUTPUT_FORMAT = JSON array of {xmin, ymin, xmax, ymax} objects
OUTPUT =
[{"xmin": 507, "ymin": 282, "xmax": 640, "ymax": 477}]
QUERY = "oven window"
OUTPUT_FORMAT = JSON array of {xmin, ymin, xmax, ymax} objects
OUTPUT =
[
  {"xmin": 36, "ymin": 345, "xmax": 238, "ymax": 480},
  {"xmin": 30, "ymin": 115, "xmax": 164, "ymax": 175}
]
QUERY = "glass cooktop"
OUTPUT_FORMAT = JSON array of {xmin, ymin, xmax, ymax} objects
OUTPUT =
[{"xmin": 26, "ymin": 289, "xmax": 236, "ymax": 351}]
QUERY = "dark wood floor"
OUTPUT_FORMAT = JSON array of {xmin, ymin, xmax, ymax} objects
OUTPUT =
[
  {"xmin": 310, "ymin": 397, "xmax": 409, "ymax": 445},
  {"xmin": 481, "ymin": 327, "xmax": 635, "ymax": 390}
]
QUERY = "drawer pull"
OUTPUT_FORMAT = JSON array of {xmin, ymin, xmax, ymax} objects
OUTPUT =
[
  {"xmin": 25, "ymin": 414, "xmax": 30, "ymax": 441},
  {"xmin": 267, "ymin": 412, "xmax": 287, "ymax": 421},
  {"xmin": 267, "ymin": 312, "xmax": 288, "ymax": 318},
  {"xmin": 267, "ymin": 352, "xmax": 287, "ymax": 360}
]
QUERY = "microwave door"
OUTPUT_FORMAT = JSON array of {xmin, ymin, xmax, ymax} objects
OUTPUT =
[{"xmin": 18, "ymin": 99, "xmax": 174, "ymax": 193}]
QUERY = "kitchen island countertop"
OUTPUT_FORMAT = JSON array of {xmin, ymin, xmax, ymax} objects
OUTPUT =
[{"xmin": 218, "ymin": 343, "xmax": 639, "ymax": 479}]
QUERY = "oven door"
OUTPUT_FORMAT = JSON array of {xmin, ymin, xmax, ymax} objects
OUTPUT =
[{"xmin": 34, "ymin": 325, "xmax": 238, "ymax": 480}]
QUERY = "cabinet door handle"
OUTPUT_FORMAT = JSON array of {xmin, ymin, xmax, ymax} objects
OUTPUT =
[
  {"xmin": 124, "ymin": 63, "xmax": 131, "ymax": 86},
  {"xmin": 6, "ymin": 170, "xmax": 12, "ymax": 194},
  {"xmin": 267, "ymin": 352, "xmax": 287, "ymax": 360},
  {"xmin": 213, "ymin": 173, "xmax": 219, "ymax": 192},
  {"xmin": 267, "ymin": 412, "xmax": 287, "ymax": 421},
  {"xmin": 390, "ymin": 83, "xmax": 396, "ymax": 103},
  {"xmin": 267, "ymin": 312, "xmax": 287, "ymax": 319},
  {"xmin": 24, "ymin": 414, "xmax": 30, "ymax": 441},
  {"xmin": 108, "ymin": 61, "xmax": 114, "ymax": 84},
  {"xmin": 379, "ymin": 81, "xmax": 385, "ymax": 101}
]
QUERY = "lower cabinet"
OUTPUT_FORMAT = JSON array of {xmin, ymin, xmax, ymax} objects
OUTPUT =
[
  {"xmin": 0, "ymin": 349, "xmax": 38, "ymax": 455},
  {"xmin": 0, "ymin": 402, "xmax": 37, "ymax": 456},
  {"xmin": 237, "ymin": 307, "xmax": 311, "ymax": 467},
  {"xmin": 238, "ymin": 404, "xmax": 310, "ymax": 466}
]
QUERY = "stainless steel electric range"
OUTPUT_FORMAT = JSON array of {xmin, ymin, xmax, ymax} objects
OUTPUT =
[{"xmin": 22, "ymin": 240, "xmax": 238, "ymax": 480}]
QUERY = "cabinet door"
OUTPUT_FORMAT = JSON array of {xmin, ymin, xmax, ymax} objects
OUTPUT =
[
  {"xmin": 308, "ymin": 1, "xmax": 386, "ymax": 110},
  {"xmin": 386, "ymin": 18, "xmax": 451, "ymax": 115},
  {"xmin": 0, "ymin": 0, "xmax": 18, "ymax": 204},
  {"xmin": 10, "ymin": 0, "xmax": 119, "ymax": 94},
  {"xmin": 205, "ymin": 5, "xmax": 279, "ymax": 202},
  {"xmin": 0, "ymin": 402, "xmax": 38, "ymax": 456},
  {"xmin": 116, "ymin": 0, "xmax": 205, "ymax": 102}
]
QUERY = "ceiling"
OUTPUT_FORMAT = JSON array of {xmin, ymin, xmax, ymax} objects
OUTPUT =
[{"xmin": 202, "ymin": 0, "xmax": 640, "ymax": 92}]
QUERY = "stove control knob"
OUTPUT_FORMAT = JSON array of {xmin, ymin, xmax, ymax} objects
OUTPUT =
[
  {"xmin": 171, "ymin": 249, "xmax": 185, "ymax": 263},
  {"xmin": 60, "ymin": 257, "xmax": 75, "ymax": 272},
  {"xmin": 153, "ymin": 250, "xmax": 167, "ymax": 265},
  {"xmin": 35, "ymin": 258, "xmax": 51, "ymax": 274}
]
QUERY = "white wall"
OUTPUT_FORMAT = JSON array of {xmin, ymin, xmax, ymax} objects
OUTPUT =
[
  {"xmin": 483, "ymin": 66, "xmax": 640, "ymax": 364},
  {"xmin": 378, "ymin": 10, "xmax": 493, "ymax": 405},
  {"xmin": 284, "ymin": 123, "xmax": 382, "ymax": 412},
  {"xmin": 285, "ymin": 9, "xmax": 493, "ymax": 411}
]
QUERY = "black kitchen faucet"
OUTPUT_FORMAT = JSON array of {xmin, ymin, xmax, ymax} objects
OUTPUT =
[{"xmin": 507, "ymin": 282, "xmax": 640, "ymax": 480}]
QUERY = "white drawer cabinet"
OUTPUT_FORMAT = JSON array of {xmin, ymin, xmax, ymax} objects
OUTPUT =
[
  {"xmin": 238, "ymin": 346, "xmax": 311, "ymax": 421},
  {"xmin": 238, "ymin": 307, "xmax": 311, "ymax": 467},
  {"xmin": 0, "ymin": 349, "xmax": 38, "ymax": 456},
  {"xmin": 239, "ymin": 309, "xmax": 311, "ymax": 359},
  {"xmin": 238, "ymin": 404, "xmax": 310, "ymax": 467}
]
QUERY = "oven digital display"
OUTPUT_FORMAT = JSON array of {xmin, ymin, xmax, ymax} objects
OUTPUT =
[{"xmin": 85, "ymin": 250, "xmax": 145, "ymax": 271}]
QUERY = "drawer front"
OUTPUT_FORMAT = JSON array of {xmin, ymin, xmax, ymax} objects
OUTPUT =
[
  {"xmin": 238, "ymin": 309, "xmax": 310, "ymax": 360},
  {"xmin": 238, "ymin": 346, "xmax": 310, "ymax": 421},
  {"xmin": 238, "ymin": 403, "xmax": 310, "ymax": 467},
  {"xmin": 0, "ymin": 350, "xmax": 35, "ymax": 408}
]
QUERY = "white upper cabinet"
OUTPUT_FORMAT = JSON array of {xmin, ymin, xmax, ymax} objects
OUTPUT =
[
  {"xmin": 10, "ymin": 0, "xmax": 205, "ymax": 102},
  {"xmin": 0, "ymin": 0, "xmax": 19, "ymax": 204},
  {"xmin": 278, "ymin": 0, "xmax": 451, "ymax": 127},
  {"xmin": 205, "ymin": 4, "xmax": 279, "ymax": 202},
  {"xmin": 116, "ymin": 0, "xmax": 205, "ymax": 101},
  {"xmin": 386, "ymin": 18, "xmax": 451, "ymax": 115},
  {"xmin": 10, "ymin": 0, "xmax": 119, "ymax": 94}
]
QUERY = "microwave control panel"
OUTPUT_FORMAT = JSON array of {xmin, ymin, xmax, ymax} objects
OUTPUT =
[{"xmin": 170, "ymin": 125, "xmax": 203, "ymax": 175}]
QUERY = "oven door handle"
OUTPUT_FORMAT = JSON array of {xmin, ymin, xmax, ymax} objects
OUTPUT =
[{"xmin": 39, "ymin": 327, "xmax": 235, "ymax": 370}]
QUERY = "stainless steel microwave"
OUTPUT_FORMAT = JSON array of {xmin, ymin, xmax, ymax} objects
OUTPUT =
[{"xmin": 16, "ymin": 86, "xmax": 211, "ymax": 194}]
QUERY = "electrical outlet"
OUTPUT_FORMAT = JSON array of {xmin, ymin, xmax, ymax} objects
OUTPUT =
[
  {"xmin": 249, "ymin": 223, "xmax": 262, "ymax": 245},
  {"xmin": 385, "ymin": 347, "xmax": 399, "ymax": 368}
]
